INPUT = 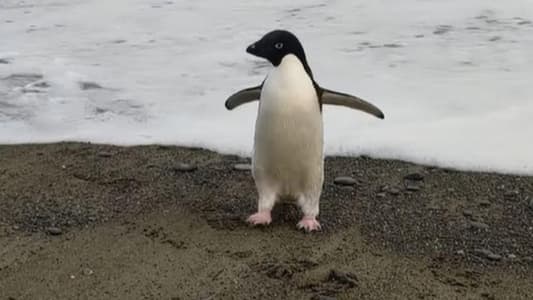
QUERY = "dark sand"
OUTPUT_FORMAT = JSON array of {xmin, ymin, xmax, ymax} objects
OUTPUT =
[{"xmin": 1, "ymin": 143, "xmax": 532, "ymax": 299}]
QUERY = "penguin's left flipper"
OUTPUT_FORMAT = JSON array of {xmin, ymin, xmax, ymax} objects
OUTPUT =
[
  {"xmin": 321, "ymin": 89, "xmax": 385, "ymax": 119},
  {"xmin": 224, "ymin": 85, "xmax": 262, "ymax": 110}
]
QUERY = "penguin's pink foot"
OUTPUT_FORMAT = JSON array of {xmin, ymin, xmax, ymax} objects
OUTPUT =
[
  {"xmin": 247, "ymin": 211, "xmax": 272, "ymax": 226},
  {"xmin": 297, "ymin": 216, "xmax": 321, "ymax": 232}
]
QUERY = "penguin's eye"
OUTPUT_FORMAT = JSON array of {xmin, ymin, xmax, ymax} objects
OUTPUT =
[{"xmin": 274, "ymin": 42, "xmax": 284, "ymax": 49}]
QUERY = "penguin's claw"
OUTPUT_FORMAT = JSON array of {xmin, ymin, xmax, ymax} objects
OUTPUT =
[
  {"xmin": 297, "ymin": 217, "xmax": 321, "ymax": 232},
  {"xmin": 247, "ymin": 211, "xmax": 272, "ymax": 226}
]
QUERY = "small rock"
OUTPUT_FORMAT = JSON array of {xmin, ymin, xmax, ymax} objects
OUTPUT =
[
  {"xmin": 447, "ymin": 188, "xmax": 456, "ymax": 193},
  {"xmin": 404, "ymin": 182, "xmax": 421, "ymax": 191},
  {"xmin": 462, "ymin": 209, "xmax": 473, "ymax": 217},
  {"xmin": 339, "ymin": 186, "xmax": 354, "ymax": 192},
  {"xmin": 0, "ymin": 58, "xmax": 9, "ymax": 64},
  {"xmin": 486, "ymin": 253, "xmax": 502, "ymax": 261},
  {"xmin": 469, "ymin": 221, "xmax": 489, "ymax": 230},
  {"xmin": 328, "ymin": 269, "xmax": 358, "ymax": 287},
  {"xmin": 474, "ymin": 249, "xmax": 501, "ymax": 261},
  {"xmin": 311, "ymin": 295, "xmax": 337, "ymax": 300},
  {"xmin": 33, "ymin": 81, "xmax": 50, "ymax": 88},
  {"xmin": 79, "ymin": 81, "xmax": 103, "ymax": 90},
  {"xmin": 383, "ymin": 43, "xmax": 402, "ymax": 48},
  {"xmin": 376, "ymin": 192, "xmax": 386, "ymax": 199},
  {"xmin": 233, "ymin": 163, "xmax": 251, "ymax": 171},
  {"xmin": 504, "ymin": 190, "xmax": 520, "ymax": 201},
  {"xmin": 433, "ymin": 25, "xmax": 453, "ymax": 35},
  {"xmin": 46, "ymin": 226, "xmax": 63, "ymax": 235},
  {"xmin": 478, "ymin": 199, "xmax": 491, "ymax": 207},
  {"xmin": 82, "ymin": 268, "xmax": 94, "ymax": 276},
  {"xmin": 334, "ymin": 176, "xmax": 357, "ymax": 186},
  {"xmin": 173, "ymin": 163, "xmax": 197, "ymax": 172},
  {"xmin": 508, "ymin": 254, "xmax": 517, "ymax": 259},
  {"xmin": 404, "ymin": 172, "xmax": 424, "ymax": 181},
  {"xmin": 97, "ymin": 151, "xmax": 112, "ymax": 158},
  {"xmin": 488, "ymin": 36, "xmax": 501, "ymax": 42},
  {"xmin": 388, "ymin": 188, "xmax": 400, "ymax": 196},
  {"xmin": 456, "ymin": 250, "xmax": 465, "ymax": 256}
]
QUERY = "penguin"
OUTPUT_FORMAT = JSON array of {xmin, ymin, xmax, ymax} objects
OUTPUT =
[{"xmin": 225, "ymin": 30, "xmax": 384, "ymax": 232}]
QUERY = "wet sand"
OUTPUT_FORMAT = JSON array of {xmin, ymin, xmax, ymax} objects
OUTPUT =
[{"xmin": 1, "ymin": 143, "xmax": 532, "ymax": 299}]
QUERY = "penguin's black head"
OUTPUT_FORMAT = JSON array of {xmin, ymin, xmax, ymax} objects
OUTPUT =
[{"xmin": 246, "ymin": 30, "xmax": 309, "ymax": 68}]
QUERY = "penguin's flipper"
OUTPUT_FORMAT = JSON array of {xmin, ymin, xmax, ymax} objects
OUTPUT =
[
  {"xmin": 224, "ymin": 85, "xmax": 262, "ymax": 110},
  {"xmin": 321, "ymin": 89, "xmax": 385, "ymax": 119}
]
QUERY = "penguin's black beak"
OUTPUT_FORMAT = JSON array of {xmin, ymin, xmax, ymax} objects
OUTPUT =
[{"xmin": 246, "ymin": 42, "xmax": 259, "ymax": 56}]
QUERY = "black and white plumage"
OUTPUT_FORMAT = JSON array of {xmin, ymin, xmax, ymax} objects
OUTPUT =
[{"xmin": 225, "ymin": 30, "xmax": 384, "ymax": 232}]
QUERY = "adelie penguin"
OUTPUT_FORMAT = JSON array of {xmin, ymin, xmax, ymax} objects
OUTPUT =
[{"xmin": 225, "ymin": 30, "xmax": 384, "ymax": 232}]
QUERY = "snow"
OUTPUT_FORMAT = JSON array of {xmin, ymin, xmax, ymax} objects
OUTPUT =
[{"xmin": 1, "ymin": 0, "xmax": 532, "ymax": 174}]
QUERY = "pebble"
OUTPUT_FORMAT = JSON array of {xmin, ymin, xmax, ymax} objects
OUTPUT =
[
  {"xmin": 469, "ymin": 221, "xmax": 489, "ymax": 230},
  {"xmin": 0, "ymin": 58, "xmax": 9, "ymax": 64},
  {"xmin": 340, "ymin": 186, "xmax": 354, "ymax": 192},
  {"xmin": 404, "ymin": 182, "xmax": 421, "ymax": 191},
  {"xmin": 528, "ymin": 197, "xmax": 533, "ymax": 210},
  {"xmin": 508, "ymin": 254, "xmax": 517, "ymax": 259},
  {"xmin": 233, "ymin": 163, "xmax": 251, "ymax": 171},
  {"xmin": 97, "ymin": 151, "xmax": 112, "ymax": 158},
  {"xmin": 474, "ymin": 249, "xmax": 502, "ymax": 261},
  {"xmin": 388, "ymin": 188, "xmax": 400, "ymax": 196},
  {"xmin": 46, "ymin": 226, "xmax": 63, "ymax": 235},
  {"xmin": 79, "ymin": 81, "xmax": 103, "ymax": 90},
  {"xmin": 456, "ymin": 250, "xmax": 465, "ymax": 256},
  {"xmin": 462, "ymin": 209, "xmax": 473, "ymax": 217},
  {"xmin": 328, "ymin": 269, "xmax": 358, "ymax": 287},
  {"xmin": 82, "ymin": 268, "xmax": 94, "ymax": 276},
  {"xmin": 173, "ymin": 163, "xmax": 197, "ymax": 172},
  {"xmin": 33, "ymin": 81, "xmax": 50, "ymax": 88},
  {"xmin": 504, "ymin": 190, "xmax": 520, "ymax": 201},
  {"xmin": 403, "ymin": 172, "xmax": 424, "ymax": 181},
  {"xmin": 334, "ymin": 176, "xmax": 357, "ymax": 186},
  {"xmin": 433, "ymin": 25, "xmax": 453, "ymax": 35},
  {"xmin": 383, "ymin": 43, "xmax": 403, "ymax": 48},
  {"xmin": 376, "ymin": 192, "xmax": 386, "ymax": 199},
  {"xmin": 478, "ymin": 199, "xmax": 491, "ymax": 207},
  {"xmin": 311, "ymin": 296, "xmax": 337, "ymax": 300}
]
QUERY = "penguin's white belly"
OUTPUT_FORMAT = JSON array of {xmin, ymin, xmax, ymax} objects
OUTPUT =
[{"xmin": 252, "ymin": 55, "xmax": 323, "ymax": 197}]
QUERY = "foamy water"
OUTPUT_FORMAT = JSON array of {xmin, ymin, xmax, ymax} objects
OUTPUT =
[{"xmin": 1, "ymin": 0, "xmax": 532, "ymax": 174}]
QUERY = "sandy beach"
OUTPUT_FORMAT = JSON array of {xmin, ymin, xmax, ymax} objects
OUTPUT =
[{"xmin": 0, "ymin": 142, "xmax": 532, "ymax": 299}]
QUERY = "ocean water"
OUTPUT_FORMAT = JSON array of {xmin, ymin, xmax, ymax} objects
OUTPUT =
[{"xmin": 1, "ymin": 0, "xmax": 532, "ymax": 174}]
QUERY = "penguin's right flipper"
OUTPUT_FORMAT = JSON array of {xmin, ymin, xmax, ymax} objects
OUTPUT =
[{"xmin": 224, "ymin": 85, "xmax": 262, "ymax": 110}]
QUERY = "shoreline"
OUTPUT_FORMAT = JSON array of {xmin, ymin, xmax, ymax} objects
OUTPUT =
[{"xmin": 1, "ymin": 142, "xmax": 532, "ymax": 299}]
